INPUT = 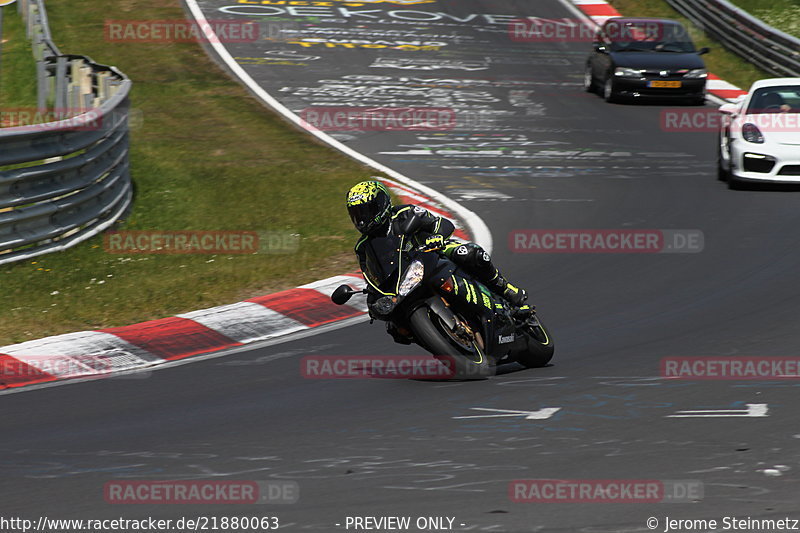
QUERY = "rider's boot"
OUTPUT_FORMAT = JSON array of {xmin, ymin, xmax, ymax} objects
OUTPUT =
[{"xmin": 486, "ymin": 272, "xmax": 533, "ymax": 318}]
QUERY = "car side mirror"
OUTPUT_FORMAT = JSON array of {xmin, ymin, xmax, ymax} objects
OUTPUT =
[
  {"xmin": 718, "ymin": 103, "xmax": 738, "ymax": 116},
  {"xmin": 698, "ymin": 47, "xmax": 710, "ymax": 55}
]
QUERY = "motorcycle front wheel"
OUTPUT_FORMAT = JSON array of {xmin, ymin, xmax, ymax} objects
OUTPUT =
[
  {"xmin": 515, "ymin": 315, "xmax": 555, "ymax": 368},
  {"xmin": 409, "ymin": 306, "xmax": 492, "ymax": 380}
]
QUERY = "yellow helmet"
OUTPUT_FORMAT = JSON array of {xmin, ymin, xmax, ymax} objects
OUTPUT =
[{"xmin": 346, "ymin": 180, "xmax": 392, "ymax": 235}]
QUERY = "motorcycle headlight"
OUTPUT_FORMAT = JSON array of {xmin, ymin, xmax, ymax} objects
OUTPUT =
[
  {"xmin": 614, "ymin": 67, "xmax": 643, "ymax": 78},
  {"xmin": 742, "ymin": 123, "xmax": 764, "ymax": 144},
  {"xmin": 398, "ymin": 260, "xmax": 424, "ymax": 297},
  {"xmin": 684, "ymin": 68, "xmax": 707, "ymax": 79}
]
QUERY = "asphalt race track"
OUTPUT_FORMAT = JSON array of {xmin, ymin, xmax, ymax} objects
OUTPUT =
[{"xmin": 4, "ymin": 0, "xmax": 800, "ymax": 531}]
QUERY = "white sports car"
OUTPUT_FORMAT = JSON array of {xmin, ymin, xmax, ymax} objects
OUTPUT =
[{"xmin": 718, "ymin": 78, "xmax": 800, "ymax": 188}]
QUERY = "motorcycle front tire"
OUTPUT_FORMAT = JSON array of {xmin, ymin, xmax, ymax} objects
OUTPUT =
[{"xmin": 409, "ymin": 306, "xmax": 492, "ymax": 380}]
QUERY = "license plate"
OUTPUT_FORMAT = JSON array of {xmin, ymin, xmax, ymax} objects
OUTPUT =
[{"xmin": 649, "ymin": 80, "xmax": 682, "ymax": 88}]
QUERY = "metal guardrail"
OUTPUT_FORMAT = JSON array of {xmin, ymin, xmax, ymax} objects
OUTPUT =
[
  {"xmin": 666, "ymin": 0, "xmax": 800, "ymax": 78},
  {"xmin": 0, "ymin": 0, "xmax": 132, "ymax": 266}
]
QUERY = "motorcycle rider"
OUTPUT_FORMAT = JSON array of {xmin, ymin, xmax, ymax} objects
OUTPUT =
[{"xmin": 346, "ymin": 179, "xmax": 533, "ymax": 321}]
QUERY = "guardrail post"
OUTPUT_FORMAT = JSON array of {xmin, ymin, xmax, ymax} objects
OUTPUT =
[
  {"xmin": 68, "ymin": 58, "xmax": 82, "ymax": 112},
  {"xmin": 36, "ymin": 60, "xmax": 47, "ymax": 109},
  {"xmin": 79, "ymin": 63, "xmax": 93, "ymax": 109},
  {"xmin": 31, "ymin": 24, "xmax": 42, "ymax": 59},
  {"xmin": 26, "ymin": 3, "xmax": 35, "ymax": 38},
  {"xmin": 54, "ymin": 55, "xmax": 67, "ymax": 109},
  {"xmin": 96, "ymin": 71, "xmax": 110, "ymax": 102}
]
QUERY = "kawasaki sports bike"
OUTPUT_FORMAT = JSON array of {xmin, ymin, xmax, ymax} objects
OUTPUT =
[{"xmin": 331, "ymin": 233, "xmax": 554, "ymax": 379}]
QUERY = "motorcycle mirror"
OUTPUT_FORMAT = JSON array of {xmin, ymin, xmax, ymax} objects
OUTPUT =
[{"xmin": 331, "ymin": 284, "xmax": 355, "ymax": 305}]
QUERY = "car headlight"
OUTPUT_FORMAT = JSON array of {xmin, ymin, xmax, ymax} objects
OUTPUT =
[
  {"xmin": 398, "ymin": 260, "xmax": 424, "ymax": 297},
  {"xmin": 614, "ymin": 67, "xmax": 643, "ymax": 78},
  {"xmin": 742, "ymin": 123, "xmax": 764, "ymax": 144},
  {"xmin": 684, "ymin": 68, "xmax": 708, "ymax": 79}
]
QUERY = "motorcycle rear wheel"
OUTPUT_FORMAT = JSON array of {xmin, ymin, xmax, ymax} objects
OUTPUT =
[{"xmin": 409, "ymin": 306, "xmax": 493, "ymax": 380}]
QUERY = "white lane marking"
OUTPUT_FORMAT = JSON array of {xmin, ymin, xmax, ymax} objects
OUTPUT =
[
  {"xmin": 178, "ymin": 301, "xmax": 307, "ymax": 344},
  {"xmin": 299, "ymin": 275, "xmax": 365, "ymax": 293},
  {"xmin": 667, "ymin": 403, "xmax": 769, "ymax": 418},
  {"xmin": 299, "ymin": 275, "xmax": 369, "ymax": 312},
  {"xmin": 1, "ymin": 331, "xmax": 162, "ymax": 377},
  {"xmin": 707, "ymin": 78, "xmax": 742, "ymax": 91},
  {"xmin": 556, "ymin": 0, "xmax": 601, "ymax": 24},
  {"xmin": 451, "ymin": 189, "xmax": 514, "ymax": 201},
  {"xmin": 453, "ymin": 407, "xmax": 562, "ymax": 420}
]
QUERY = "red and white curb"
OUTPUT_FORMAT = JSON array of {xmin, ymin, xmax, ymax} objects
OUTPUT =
[
  {"xmin": 569, "ymin": 0, "xmax": 748, "ymax": 102},
  {"xmin": 0, "ymin": 179, "xmax": 470, "ymax": 391}
]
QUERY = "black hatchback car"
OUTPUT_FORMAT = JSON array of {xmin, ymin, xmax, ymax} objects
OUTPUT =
[{"xmin": 584, "ymin": 17, "xmax": 709, "ymax": 104}]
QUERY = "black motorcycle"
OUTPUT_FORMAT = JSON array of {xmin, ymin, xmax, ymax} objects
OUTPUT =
[{"xmin": 331, "ymin": 231, "xmax": 554, "ymax": 379}]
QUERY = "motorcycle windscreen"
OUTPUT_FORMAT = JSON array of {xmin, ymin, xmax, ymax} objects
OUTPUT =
[{"xmin": 363, "ymin": 234, "xmax": 405, "ymax": 294}]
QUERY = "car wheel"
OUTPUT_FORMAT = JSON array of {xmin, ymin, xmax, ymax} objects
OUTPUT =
[
  {"xmin": 584, "ymin": 65, "xmax": 596, "ymax": 93},
  {"xmin": 717, "ymin": 140, "xmax": 729, "ymax": 181},
  {"xmin": 728, "ymin": 175, "xmax": 745, "ymax": 190},
  {"xmin": 603, "ymin": 75, "xmax": 618, "ymax": 103}
]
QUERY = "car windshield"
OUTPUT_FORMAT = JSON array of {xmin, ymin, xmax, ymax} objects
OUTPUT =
[
  {"xmin": 746, "ymin": 86, "xmax": 800, "ymax": 114},
  {"xmin": 604, "ymin": 21, "xmax": 696, "ymax": 53},
  {"xmin": 612, "ymin": 41, "xmax": 695, "ymax": 52}
]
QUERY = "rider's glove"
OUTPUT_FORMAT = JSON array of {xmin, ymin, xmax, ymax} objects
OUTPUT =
[{"xmin": 424, "ymin": 234, "xmax": 445, "ymax": 250}]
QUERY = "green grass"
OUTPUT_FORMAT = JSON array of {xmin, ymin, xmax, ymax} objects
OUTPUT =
[
  {"xmin": 0, "ymin": 4, "xmax": 39, "ymax": 110},
  {"xmin": 0, "ymin": 0, "xmax": 376, "ymax": 345},
  {"xmin": 729, "ymin": 0, "xmax": 800, "ymax": 38},
  {"xmin": 608, "ymin": 0, "xmax": 770, "ymax": 90}
]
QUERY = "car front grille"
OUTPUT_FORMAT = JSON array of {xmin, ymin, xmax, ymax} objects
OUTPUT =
[
  {"xmin": 743, "ymin": 157, "xmax": 776, "ymax": 173},
  {"xmin": 778, "ymin": 165, "xmax": 800, "ymax": 176}
]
